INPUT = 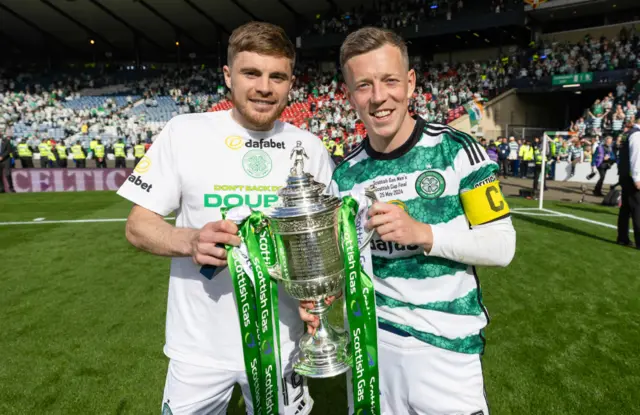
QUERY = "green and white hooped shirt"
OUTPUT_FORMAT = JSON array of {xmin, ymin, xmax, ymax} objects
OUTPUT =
[{"xmin": 330, "ymin": 118, "xmax": 510, "ymax": 355}]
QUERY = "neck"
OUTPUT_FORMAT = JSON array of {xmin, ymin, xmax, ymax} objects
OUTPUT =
[
  {"xmin": 231, "ymin": 108, "xmax": 273, "ymax": 132},
  {"xmin": 368, "ymin": 113, "xmax": 416, "ymax": 154}
]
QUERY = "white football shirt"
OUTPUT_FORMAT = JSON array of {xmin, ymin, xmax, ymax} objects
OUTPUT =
[{"xmin": 117, "ymin": 110, "xmax": 334, "ymax": 370}]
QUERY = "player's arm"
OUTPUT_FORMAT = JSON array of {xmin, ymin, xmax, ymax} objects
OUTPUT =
[
  {"xmin": 125, "ymin": 206, "xmax": 240, "ymax": 266},
  {"xmin": 367, "ymin": 146, "xmax": 515, "ymax": 268},
  {"xmin": 118, "ymin": 118, "xmax": 240, "ymax": 266},
  {"xmin": 428, "ymin": 145, "xmax": 516, "ymax": 267}
]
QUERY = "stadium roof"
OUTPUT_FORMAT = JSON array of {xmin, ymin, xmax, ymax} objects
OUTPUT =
[{"xmin": 0, "ymin": 0, "xmax": 347, "ymax": 59}]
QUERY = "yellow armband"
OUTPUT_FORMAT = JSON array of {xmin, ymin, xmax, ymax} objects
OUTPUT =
[{"xmin": 460, "ymin": 181, "xmax": 510, "ymax": 226}]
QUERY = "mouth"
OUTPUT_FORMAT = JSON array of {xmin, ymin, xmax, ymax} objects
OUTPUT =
[
  {"xmin": 370, "ymin": 109, "xmax": 394, "ymax": 122},
  {"xmin": 249, "ymin": 98, "xmax": 276, "ymax": 109}
]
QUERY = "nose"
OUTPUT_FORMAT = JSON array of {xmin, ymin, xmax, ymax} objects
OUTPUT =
[
  {"xmin": 370, "ymin": 81, "xmax": 387, "ymax": 106},
  {"xmin": 255, "ymin": 74, "xmax": 271, "ymax": 96}
]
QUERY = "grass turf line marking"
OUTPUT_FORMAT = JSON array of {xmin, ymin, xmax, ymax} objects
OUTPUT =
[
  {"xmin": 0, "ymin": 217, "xmax": 176, "ymax": 226},
  {"xmin": 33, "ymin": 218, "xmax": 45, "ymax": 222},
  {"xmin": 510, "ymin": 207, "xmax": 543, "ymax": 212},
  {"xmin": 540, "ymin": 208, "xmax": 633, "ymax": 233},
  {"xmin": 512, "ymin": 211, "xmax": 562, "ymax": 217}
]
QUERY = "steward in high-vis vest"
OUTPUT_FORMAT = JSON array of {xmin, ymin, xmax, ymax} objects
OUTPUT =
[
  {"xmin": 518, "ymin": 141, "xmax": 534, "ymax": 178},
  {"xmin": 90, "ymin": 139, "xmax": 98, "ymax": 156},
  {"xmin": 17, "ymin": 139, "xmax": 34, "ymax": 168},
  {"xmin": 72, "ymin": 141, "xmax": 86, "ymax": 168},
  {"xmin": 94, "ymin": 139, "xmax": 106, "ymax": 168},
  {"xmin": 38, "ymin": 141, "xmax": 52, "ymax": 168},
  {"xmin": 532, "ymin": 146, "xmax": 547, "ymax": 192},
  {"xmin": 47, "ymin": 141, "xmax": 57, "ymax": 166},
  {"xmin": 134, "ymin": 141, "xmax": 146, "ymax": 166},
  {"xmin": 114, "ymin": 138, "xmax": 126, "ymax": 168},
  {"xmin": 56, "ymin": 143, "xmax": 69, "ymax": 168}
]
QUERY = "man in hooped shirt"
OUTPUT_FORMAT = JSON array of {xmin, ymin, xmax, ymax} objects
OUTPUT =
[
  {"xmin": 118, "ymin": 22, "xmax": 333, "ymax": 414},
  {"xmin": 301, "ymin": 27, "xmax": 516, "ymax": 415}
]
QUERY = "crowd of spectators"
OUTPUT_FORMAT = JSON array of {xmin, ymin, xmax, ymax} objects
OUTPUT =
[
  {"xmin": 1, "ymin": 28, "xmax": 640, "ymax": 168},
  {"xmin": 305, "ymin": 0, "xmax": 519, "ymax": 36},
  {"xmin": 518, "ymin": 30, "xmax": 640, "ymax": 80}
]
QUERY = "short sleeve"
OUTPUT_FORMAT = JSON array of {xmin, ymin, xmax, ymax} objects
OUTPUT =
[
  {"xmin": 309, "ymin": 141, "xmax": 336, "ymax": 187},
  {"xmin": 454, "ymin": 137, "xmax": 510, "ymax": 227},
  {"xmin": 117, "ymin": 119, "xmax": 181, "ymax": 216}
]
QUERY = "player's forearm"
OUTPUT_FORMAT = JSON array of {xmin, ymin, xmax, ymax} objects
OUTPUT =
[
  {"xmin": 426, "ymin": 218, "xmax": 516, "ymax": 267},
  {"xmin": 125, "ymin": 207, "xmax": 196, "ymax": 257}
]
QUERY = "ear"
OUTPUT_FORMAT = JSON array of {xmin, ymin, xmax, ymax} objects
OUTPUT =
[
  {"xmin": 289, "ymin": 75, "xmax": 296, "ymax": 93},
  {"xmin": 223, "ymin": 65, "xmax": 232, "ymax": 90},
  {"xmin": 406, "ymin": 69, "xmax": 416, "ymax": 99}
]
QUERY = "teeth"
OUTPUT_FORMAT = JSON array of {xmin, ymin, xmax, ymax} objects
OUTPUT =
[{"xmin": 374, "ymin": 110, "xmax": 391, "ymax": 117}]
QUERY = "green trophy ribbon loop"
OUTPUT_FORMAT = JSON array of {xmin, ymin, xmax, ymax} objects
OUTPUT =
[
  {"xmin": 339, "ymin": 197, "xmax": 381, "ymax": 415},
  {"xmin": 224, "ymin": 210, "xmax": 281, "ymax": 415}
]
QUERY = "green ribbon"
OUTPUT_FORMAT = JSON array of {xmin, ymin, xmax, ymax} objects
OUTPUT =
[
  {"xmin": 339, "ymin": 197, "xmax": 381, "ymax": 415},
  {"xmin": 224, "ymin": 210, "xmax": 281, "ymax": 415}
]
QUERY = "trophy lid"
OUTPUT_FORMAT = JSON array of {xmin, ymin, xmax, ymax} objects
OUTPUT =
[{"xmin": 266, "ymin": 150, "xmax": 340, "ymax": 219}]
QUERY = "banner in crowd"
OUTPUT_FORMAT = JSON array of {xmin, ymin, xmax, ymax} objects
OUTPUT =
[
  {"xmin": 551, "ymin": 72, "xmax": 594, "ymax": 86},
  {"xmin": 524, "ymin": 0, "xmax": 548, "ymax": 9},
  {"xmin": 464, "ymin": 99, "xmax": 484, "ymax": 127},
  {"xmin": 10, "ymin": 168, "xmax": 132, "ymax": 193}
]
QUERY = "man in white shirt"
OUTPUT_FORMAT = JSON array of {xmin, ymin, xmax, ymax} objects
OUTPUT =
[
  {"xmin": 617, "ymin": 118, "xmax": 640, "ymax": 249},
  {"xmin": 118, "ymin": 22, "xmax": 333, "ymax": 415}
]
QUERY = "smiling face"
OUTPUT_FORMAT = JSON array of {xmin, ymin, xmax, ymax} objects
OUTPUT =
[
  {"xmin": 224, "ymin": 51, "xmax": 293, "ymax": 131},
  {"xmin": 343, "ymin": 44, "xmax": 415, "ymax": 145}
]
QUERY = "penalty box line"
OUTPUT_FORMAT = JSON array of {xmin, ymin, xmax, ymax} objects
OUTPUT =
[{"xmin": 0, "ymin": 217, "xmax": 176, "ymax": 226}]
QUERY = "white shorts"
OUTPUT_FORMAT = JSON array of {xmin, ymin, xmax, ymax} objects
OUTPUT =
[
  {"xmin": 348, "ymin": 327, "xmax": 489, "ymax": 415},
  {"xmin": 161, "ymin": 359, "xmax": 313, "ymax": 415}
]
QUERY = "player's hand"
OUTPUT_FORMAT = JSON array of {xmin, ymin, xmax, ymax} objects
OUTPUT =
[
  {"xmin": 191, "ymin": 220, "xmax": 241, "ymax": 267},
  {"xmin": 366, "ymin": 202, "xmax": 433, "ymax": 252},
  {"xmin": 635, "ymin": 181, "xmax": 640, "ymax": 191},
  {"xmin": 299, "ymin": 293, "xmax": 341, "ymax": 335}
]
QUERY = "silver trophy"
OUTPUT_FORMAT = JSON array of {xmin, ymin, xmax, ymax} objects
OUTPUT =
[{"xmin": 263, "ymin": 144, "xmax": 376, "ymax": 378}]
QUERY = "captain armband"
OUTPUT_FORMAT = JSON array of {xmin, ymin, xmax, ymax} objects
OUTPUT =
[{"xmin": 460, "ymin": 181, "xmax": 510, "ymax": 226}]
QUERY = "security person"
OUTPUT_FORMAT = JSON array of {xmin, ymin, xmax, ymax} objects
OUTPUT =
[
  {"xmin": 114, "ymin": 138, "xmax": 126, "ymax": 168},
  {"xmin": 72, "ymin": 141, "xmax": 86, "ymax": 168},
  {"xmin": 17, "ymin": 139, "xmax": 34, "ymax": 168},
  {"xmin": 56, "ymin": 141, "xmax": 69, "ymax": 168},
  {"xmin": 47, "ymin": 141, "xmax": 58, "ymax": 167},
  {"xmin": 519, "ymin": 140, "xmax": 534, "ymax": 178},
  {"xmin": 94, "ymin": 139, "xmax": 106, "ymax": 168},
  {"xmin": 616, "ymin": 119, "xmax": 640, "ymax": 249},
  {"xmin": 38, "ymin": 140, "xmax": 52, "ymax": 168},
  {"xmin": 532, "ymin": 144, "xmax": 548, "ymax": 193},
  {"xmin": 90, "ymin": 138, "xmax": 98, "ymax": 157},
  {"xmin": 133, "ymin": 140, "xmax": 146, "ymax": 166}
]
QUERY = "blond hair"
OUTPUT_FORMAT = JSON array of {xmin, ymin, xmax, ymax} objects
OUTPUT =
[
  {"xmin": 227, "ymin": 22, "xmax": 295, "ymax": 69},
  {"xmin": 340, "ymin": 27, "xmax": 409, "ymax": 72}
]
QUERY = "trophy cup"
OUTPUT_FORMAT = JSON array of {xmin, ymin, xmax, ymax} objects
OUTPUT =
[{"xmin": 264, "ymin": 147, "xmax": 376, "ymax": 378}]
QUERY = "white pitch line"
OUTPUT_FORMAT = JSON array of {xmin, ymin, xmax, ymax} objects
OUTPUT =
[
  {"xmin": 540, "ymin": 208, "xmax": 621, "ymax": 231},
  {"xmin": 0, "ymin": 217, "xmax": 175, "ymax": 226},
  {"xmin": 512, "ymin": 211, "xmax": 561, "ymax": 217},
  {"xmin": 511, "ymin": 207, "xmax": 543, "ymax": 212},
  {"xmin": 33, "ymin": 217, "xmax": 45, "ymax": 222}
]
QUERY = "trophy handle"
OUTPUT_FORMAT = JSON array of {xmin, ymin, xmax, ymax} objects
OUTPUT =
[
  {"xmin": 268, "ymin": 264, "xmax": 283, "ymax": 281},
  {"xmin": 358, "ymin": 187, "xmax": 378, "ymax": 251}
]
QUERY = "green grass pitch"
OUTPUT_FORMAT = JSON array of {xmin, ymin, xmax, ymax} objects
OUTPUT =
[{"xmin": 1, "ymin": 192, "xmax": 639, "ymax": 414}]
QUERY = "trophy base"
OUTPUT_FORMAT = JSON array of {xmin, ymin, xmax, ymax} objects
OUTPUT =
[{"xmin": 293, "ymin": 352, "xmax": 351, "ymax": 378}]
